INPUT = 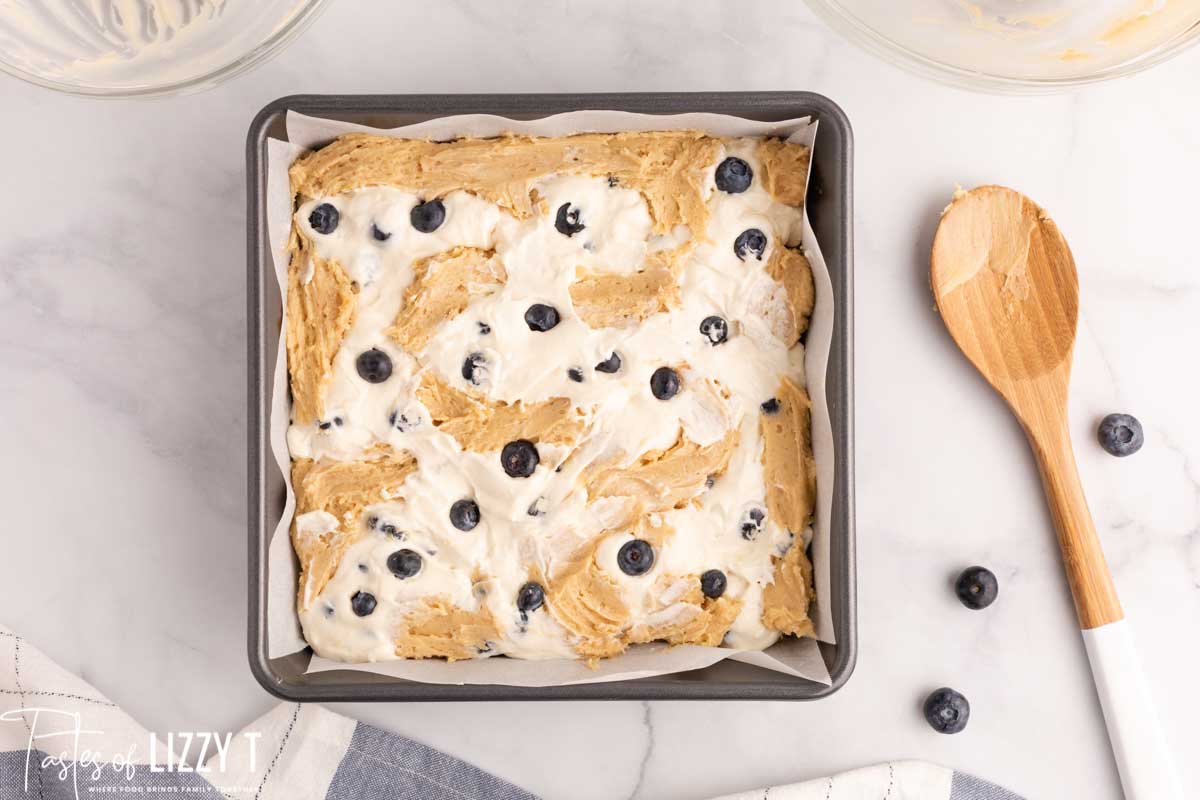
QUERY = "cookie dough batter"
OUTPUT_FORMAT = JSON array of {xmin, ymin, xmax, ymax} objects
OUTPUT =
[{"xmin": 285, "ymin": 131, "xmax": 817, "ymax": 664}]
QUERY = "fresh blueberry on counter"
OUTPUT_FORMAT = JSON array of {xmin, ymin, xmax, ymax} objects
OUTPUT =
[
  {"xmin": 740, "ymin": 507, "xmax": 766, "ymax": 540},
  {"xmin": 617, "ymin": 539, "xmax": 655, "ymax": 576},
  {"xmin": 461, "ymin": 352, "xmax": 487, "ymax": 385},
  {"xmin": 715, "ymin": 157, "xmax": 753, "ymax": 194},
  {"xmin": 309, "ymin": 203, "xmax": 339, "ymax": 234},
  {"xmin": 955, "ymin": 566, "xmax": 999, "ymax": 610},
  {"xmin": 350, "ymin": 591, "xmax": 377, "ymax": 617},
  {"xmin": 650, "ymin": 366, "xmax": 681, "ymax": 400},
  {"xmin": 700, "ymin": 569, "xmax": 727, "ymax": 599},
  {"xmin": 567, "ymin": 367, "xmax": 584, "ymax": 383},
  {"xmin": 700, "ymin": 315, "xmax": 729, "ymax": 345},
  {"xmin": 555, "ymin": 203, "xmax": 586, "ymax": 237},
  {"xmin": 734, "ymin": 228, "xmax": 768, "ymax": 262},
  {"xmin": 501, "ymin": 439, "xmax": 540, "ymax": 478},
  {"xmin": 387, "ymin": 549, "xmax": 423, "ymax": 579},
  {"xmin": 1098, "ymin": 413, "xmax": 1144, "ymax": 457},
  {"xmin": 371, "ymin": 223, "xmax": 391, "ymax": 242},
  {"xmin": 410, "ymin": 198, "xmax": 446, "ymax": 233},
  {"xmin": 760, "ymin": 398, "xmax": 780, "ymax": 415},
  {"xmin": 595, "ymin": 352, "xmax": 622, "ymax": 374},
  {"xmin": 356, "ymin": 348, "xmax": 393, "ymax": 384},
  {"xmin": 517, "ymin": 582, "xmax": 545, "ymax": 615},
  {"xmin": 524, "ymin": 303, "xmax": 561, "ymax": 332},
  {"xmin": 924, "ymin": 688, "xmax": 970, "ymax": 734},
  {"xmin": 449, "ymin": 499, "xmax": 481, "ymax": 532}
]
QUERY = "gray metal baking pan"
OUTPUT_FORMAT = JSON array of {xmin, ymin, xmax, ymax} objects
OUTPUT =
[{"xmin": 247, "ymin": 92, "xmax": 855, "ymax": 701}]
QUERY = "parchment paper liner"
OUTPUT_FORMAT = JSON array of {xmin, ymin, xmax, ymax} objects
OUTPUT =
[{"xmin": 264, "ymin": 110, "xmax": 836, "ymax": 687}]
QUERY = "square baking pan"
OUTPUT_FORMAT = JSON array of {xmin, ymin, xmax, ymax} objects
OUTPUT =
[{"xmin": 247, "ymin": 92, "xmax": 855, "ymax": 701}]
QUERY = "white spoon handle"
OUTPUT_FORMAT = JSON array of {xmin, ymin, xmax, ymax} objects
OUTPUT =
[{"xmin": 1083, "ymin": 620, "xmax": 1181, "ymax": 799}]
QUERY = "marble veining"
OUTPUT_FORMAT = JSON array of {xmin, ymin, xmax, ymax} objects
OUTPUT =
[{"xmin": 0, "ymin": 1, "xmax": 1197, "ymax": 799}]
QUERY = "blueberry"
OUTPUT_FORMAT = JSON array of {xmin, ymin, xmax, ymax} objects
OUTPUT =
[
  {"xmin": 309, "ymin": 203, "xmax": 339, "ymax": 234},
  {"xmin": 478, "ymin": 322, "xmax": 491, "ymax": 335},
  {"xmin": 449, "ymin": 499, "xmax": 481, "ymax": 532},
  {"xmin": 389, "ymin": 411, "xmax": 419, "ymax": 432},
  {"xmin": 410, "ymin": 199, "xmax": 446, "ymax": 233},
  {"xmin": 955, "ymin": 566, "xmax": 998, "ymax": 610},
  {"xmin": 699, "ymin": 315, "xmax": 729, "ymax": 345},
  {"xmin": 715, "ymin": 157, "xmax": 753, "ymax": 194},
  {"xmin": 517, "ymin": 582, "xmax": 545, "ymax": 614},
  {"xmin": 524, "ymin": 303, "xmax": 560, "ymax": 332},
  {"xmin": 595, "ymin": 352, "xmax": 622, "ymax": 374},
  {"xmin": 461, "ymin": 352, "xmax": 487, "ymax": 385},
  {"xmin": 700, "ymin": 569, "xmax": 727, "ymax": 599},
  {"xmin": 555, "ymin": 203, "xmax": 586, "ymax": 237},
  {"xmin": 350, "ymin": 591, "xmax": 376, "ymax": 617},
  {"xmin": 740, "ymin": 507, "xmax": 766, "ymax": 540},
  {"xmin": 650, "ymin": 367, "xmax": 681, "ymax": 401},
  {"xmin": 1098, "ymin": 413, "xmax": 1144, "ymax": 457},
  {"xmin": 567, "ymin": 367, "xmax": 584, "ymax": 383},
  {"xmin": 923, "ymin": 688, "xmax": 970, "ymax": 734},
  {"xmin": 501, "ymin": 439, "xmax": 539, "ymax": 478},
  {"xmin": 355, "ymin": 349, "xmax": 393, "ymax": 384},
  {"xmin": 761, "ymin": 398, "xmax": 780, "ymax": 415},
  {"xmin": 371, "ymin": 223, "xmax": 391, "ymax": 242},
  {"xmin": 734, "ymin": 228, "xmax": 768, "ymax": 261},
  {"xmin": 386, "ymin": 549, "xmax": 423, "ymax": 579},
  {"xmin": 617, "ymin": 539, "xmax": 655, "ymax": 576}
]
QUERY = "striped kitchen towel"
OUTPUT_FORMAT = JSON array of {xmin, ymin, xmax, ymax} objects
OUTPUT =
[{"xmin": 0, "ymin": 626, "xmax": 1021, "ymax": 799}]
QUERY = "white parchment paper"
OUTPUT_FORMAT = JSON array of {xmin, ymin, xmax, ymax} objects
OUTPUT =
[{"xmin": 264, "ymin": 110, "xmax": 837, "ymax": 687}]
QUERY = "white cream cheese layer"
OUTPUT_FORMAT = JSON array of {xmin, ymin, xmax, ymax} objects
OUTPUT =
[{"xmin": 289, "ymin": 138, "xmax": 811, "ymax": 663}]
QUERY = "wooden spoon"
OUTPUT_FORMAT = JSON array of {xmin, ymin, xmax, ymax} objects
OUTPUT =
[{"xmin": 931, "ymin": 185, "xmax": 1180, "ymax": 799}]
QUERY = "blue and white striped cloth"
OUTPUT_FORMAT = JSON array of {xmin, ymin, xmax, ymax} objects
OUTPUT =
[{"xmin": 0, "ymin": 626, "xmax": 1021, "ymax": 799}]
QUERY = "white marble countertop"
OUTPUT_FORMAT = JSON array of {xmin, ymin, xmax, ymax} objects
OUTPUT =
[{"xmin": 2, "ymin": 2, "xmax": 1198, "ymax": 798}]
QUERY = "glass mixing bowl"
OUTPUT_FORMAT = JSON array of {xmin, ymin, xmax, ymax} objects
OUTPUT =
[
  {"xmin": 0, "ymin": 0, "xmax": 329, "ymax": 97},
  {"xmin": 804, "ymin": 0, "xmax": 1200, "ymax": 91}
]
